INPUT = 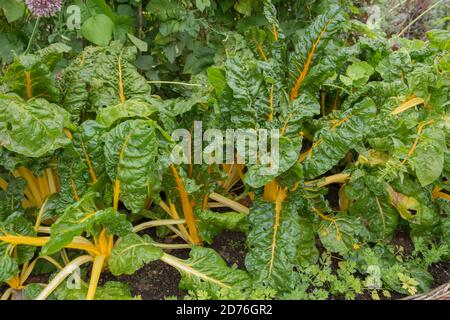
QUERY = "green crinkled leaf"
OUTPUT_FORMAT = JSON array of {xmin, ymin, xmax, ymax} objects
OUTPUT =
[
  {"xmin": 340, "ymin": 61, "xmax": 374, "ymax": 87},
  {"xmin": 346, "ymin": 175, "xmax": 399, "ymax": 241},
  {"xmin": 225, "ymin": 58, "xmax": 265, "ymax": 128},
  {"xmin": 0, "ymin": 176, "xmax": 26, "ymax": 220},
  {"xmin": 244, "ymin": 136, "xmax": 302, "ymax": 188},
  {"xmin": 1, "ymin": 212, "xmax": 36, "ymax": 265},
  {"xmin": 427, "ymin": 29, "xmax": 450, "ymax": 51},
  {"xmin": 109, "ymin": 233, "xmax": 163, "ymax": 276},
  {"xmin": 54, "ymin": 280, "xmax": 139, "ymax": 300},
  {"xmin": 166, "ymin": 246, "xmax": 251, "ymax": 298},
  {"xmin": 409, "ymin": 126, "xmax": 445, "ymax": 187},
  {"xmin": 42, "ymin": 192, "xmax": 132, "ymax": 255},
  {"xmin": 297, "ymin": 217, "xmax": 319, "ymax": 265},
  {"xmin": 73, "ymin": 120, "xmax": 107, "ymax": 179},
  {"xmin": 279, "ymin": 92, "xmax": 320, "ymax": 137},
  {"xmin": 0, "ymin": 94, "xmax": 72, "ymax": 157},
  {"xmin": 96, "ymin": 98, "xmax": 158, "ymax": 128},
  {"xmin": 303, "ymin": 98, "xmax": 377, "ymax": 179},
  {"xmin": 376, "ymin": 50, "xmax": 412, "ymax": 82},
  {"xmin": 0, "ymin": 255, "xmax": 18, "ymax": 283},
  {"xmin": 318, "ymin": 212, "xmax": 369, "ymax": 255},
  {"xmin": 207, "ymin": 67, "xmax": 226, "ymax": 96},
  {"xmin": 196, "ymin": 208, "xmax": 248, "ymax": 244},
  {"xmin": 2, "ymin": 44, "xmax": 70, "ymax": 101},
  {"xmin": 104, "ymin": 119, "xmax": 158, "ymax": 213},
  {"xmin": 61, "ymin": 42, "xmax": 151, "ymax": 123},
  {"xmin": 245, "ymin": 198, "xmax": 302, "ymax": 291}
]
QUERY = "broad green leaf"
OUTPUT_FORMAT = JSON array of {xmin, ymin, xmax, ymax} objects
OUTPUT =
[
  {"xmin": 61, "ymin": 42, "xmax": 151, "ymax": 123},
  {"xmin": 318, "ymin": 212, "xmax": 369, "ymax": 255},
  {"xmin": 340, "ymin": 61, "xmax": 374, "ymax": 87},
  {"xmin": 0, "ymin": 94, "xmax": 72, "ymax": 157},
  {"xmin": 0, "ymin": 255, "xmax": 18, "ymax": 283},
  {"xmin": 195, "ymin": 0, "xmax": 211, "ymax": 12},
  {"xmin": 196, "ymin": 208, "xmax": 248, "ymax": 244},
  {"xmin": 346, "ymin": 175, "xmax": 399, "ymax": 241},
  {"xmin": 104, "ymin": 119, "xmax": 158, "ymax": 213},
  {"xmin": 297, "ymin": 217, "xmax": 319, "ymax": 265},
  {"xmin": 207, "ymin": 67, "xmax": 226, "ymax": 96},
  {"xmin": 2, "ymin": 44, "xmax": 70, "ymax": 101},
  {"xmin": 0, "ymin": 176, "xmax": 26, "ymax": 220},
  {"xmin": 73, "ymin": 120, "xmax": 107, "ymax": 179},
  {"xmin": 427, "ymin": 29, "xmax": 450, "ymax": 51},
  {"xmin": 127, "ymin": 33, "xmax": 148, "ymax": 52},
  {"xmin": 303, "ymin": 98, "xmax": 377, "ymax": 179},
  {"xmin": 81, "ymin": 14, "xmax": 114, "ymax": 46},
  {"xmin": 244, "ymin": 136, "xmax": 302, "ymax": 188},
  {"xmin": 42, "ymin": 193, "xmax": 132, "ymax": 255},
  {"xmin": 409, "ymin": 126, "xmax": 445, "ymax": 187},
  {"xmin": 0, "ymin": 0, "xmax": 25, "ymax": 23},
  {"xmin": 96, "ymin": 98, "xmax": 158, "ymax": 128},
  {"xmin": 109, "ymin": 233, "xmax": 163, "ymax": 275},
  {"xmin": 54, "ymin": 280, "xmax": 139, "ymax": 300},
  {"xmin": 164, "ymin": 246, "xmax": 251, "ymax": 298},
  {"xmin": 245, "ymin": 198, "xmax": 301, "ymax": 291}
]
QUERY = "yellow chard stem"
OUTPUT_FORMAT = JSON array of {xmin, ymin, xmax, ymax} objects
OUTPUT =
[
  {"xmin": 20, "ymin": 256, "xmax": 63, "ymax": 286},
  {"xmin": 132, "ymin": 219, "xmax": 186, "ymax": 233},
  {"xmin": 34, "ymin": 196, "xmax": 49, "ymax": 232},
  {"xmin": 170, "ymin": 165, "xmax": 201, "ymax": 244},
  {"xmin": 118, "ymin": 49, "xmax": 126, "ymax": 104},
  {"xmin": 209, "ymin": 192, "xmax": 249, "ymax": 214},
  {"xmin": 391, "ymin": 96, "xmax": 424, "ymax": 115},
  {"xmin": 86, "ymin": 255, "xmax": 106, "ymax": 300},
  {"xmin": 36, "ymin": 255, "xmax": 94, "ymax": 300},
  {"xmin": 45, "ymin": 168, "xmax": 57, "ymax": 194},
  {"xmin": 0, "ymin": 177, "xmax": 8, "ymax": 191},
  {"xmin": 18, "ymin": 167, "xmax": 43, "ymax": 206},
  {"xmin": 1, "ymin": 288, "xmax": 14, "ymax": 300},
  {"xmin": 80, "ymin": 140, "xmax": 97, "ymax": 183}
]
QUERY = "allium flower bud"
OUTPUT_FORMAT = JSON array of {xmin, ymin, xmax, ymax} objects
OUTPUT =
[{"xmin": 25, "ymin": 0, "xmax": 62, "ymax": 18}]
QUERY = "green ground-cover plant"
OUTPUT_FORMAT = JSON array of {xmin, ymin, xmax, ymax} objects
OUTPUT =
[{"xmin": 0, "ymin": 0, "xmax": 448, "ymax": 300}]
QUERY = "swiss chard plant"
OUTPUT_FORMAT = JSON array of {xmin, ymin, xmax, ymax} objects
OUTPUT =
[{"xmin": 0, "ymin": 0, "xmax": 448, "ymax": 300}]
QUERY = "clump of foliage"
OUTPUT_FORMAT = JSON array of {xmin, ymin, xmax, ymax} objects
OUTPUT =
[{"xmin": 0, "ymin": 0, "xmax": 449, "ymax": 300}]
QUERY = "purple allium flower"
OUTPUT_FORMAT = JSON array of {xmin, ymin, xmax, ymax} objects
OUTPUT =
[{"xmin": 26, "ymin": 0, "xmax": 62, "ymax": 18}]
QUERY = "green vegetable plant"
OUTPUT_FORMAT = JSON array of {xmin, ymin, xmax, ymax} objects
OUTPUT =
[{"xmin": 0, "ymin": 0, "xmax": 448, "ymax": 300}]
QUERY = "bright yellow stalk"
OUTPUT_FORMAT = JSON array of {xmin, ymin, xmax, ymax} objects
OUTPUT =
[
  {"xmin": 113, "ymin": 135, "xmax": 131, "ymax": 210},
  {"xmin": 209, "ymin": 192, "xmax": 249, "ymax": 214},
  {"xmin": 257, "ymin": 44, "xmax": 268, "ymax": 61},
  {"xmin": 34, "ymin": 196, "xmax": 49, "ymax": 232},
  {"xmin": 80, "ymin": 140, "xmax": 97, "ymax": 183},
  {"xmin": 170, "ymin": 165, "xmax": 201, "ymax": 244},
  {"xmin": 305, "ymin": 173, "xmax": 350, "ymax": 188},
  {"xmin": 391, "ymin": 96, "xmax": 424, "ymax": 115},
  {"xmin": 45, "ymin": 168, "xmax": 57, "ymax": 194},
  {"xmin": 290, "ymin": 19, "xmax": 331, "ymax": 101},
  {"xmin": 401, "ymin": 120, "xmax": 434, "ymax": 165},
  {"xmin": 25, "ymin": 71, "xmax": 32, "ymax": 99},
  {"xmin": 118, "ymin": 49, "xmax": 126, "ymax": 104},
  {"xmin": 0, "ymin": 177, "xmax": 7, "ymax": 191},
  {"xmin": 0, "ymin": 235, "xmax": 101, "ymax": 256},
  {"xmin": 36, "ymin": 255, "xmax": 94, "ymax": 300},
  {"xmin": 269, "ymin": 84, "xmax": 274, "ymax": 122},
  {"xmin": 311, "ymin": 206, "xmax": 341, "ymax": 241},
  {"xmin": 263, "ymin": 180, "xmax": 287, "ymax": 275},
  {"xmin": 168, "ymin": 201, "xmax": 194, "ymax": 244},
  {"xmin": 18, "ymin": 167, "xmax": 43, "ymax": 206},
  {"xmin": 132, "ymin": 219, "xmax": 186, "ymax": 233},
  {"xmin": 86, "ymin": 255, "xmax": 106, "ymax": 300}
]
